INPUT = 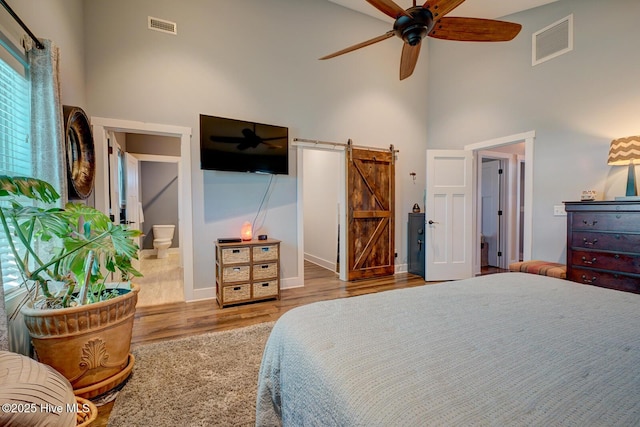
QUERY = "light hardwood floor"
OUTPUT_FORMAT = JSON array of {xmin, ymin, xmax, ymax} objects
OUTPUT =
[{"xmin": 93, "ymin": 262, "xmax": 429, "ymax": 425}]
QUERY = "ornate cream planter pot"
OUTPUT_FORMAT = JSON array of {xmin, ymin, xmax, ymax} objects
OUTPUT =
[{"xmin": 20, "ymin": 284, "xmax": 139, "ymax": 399}]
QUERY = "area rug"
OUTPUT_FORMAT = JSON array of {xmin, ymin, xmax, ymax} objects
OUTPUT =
[{"xmin": 107, "ymin": 322, "xmax": 274, "ymax": 427}]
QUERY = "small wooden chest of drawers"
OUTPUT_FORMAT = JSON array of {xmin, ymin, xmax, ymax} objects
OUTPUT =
[
  {"xmin": 564, "ymin": 201, "xmax": 640, "ymax": 293},
  {"xmin": 215, "ymin": 239, "xmax": 281, "ymax": 307}
]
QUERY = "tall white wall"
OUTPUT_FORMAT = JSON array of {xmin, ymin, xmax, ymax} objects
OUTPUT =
[
  {"xmin": 83, "ymin": 0, "xmax": 429, "ymax": 290},
  {"xmin": 426, "ymin": 0, "xmax": 639, "ymax": 262}
]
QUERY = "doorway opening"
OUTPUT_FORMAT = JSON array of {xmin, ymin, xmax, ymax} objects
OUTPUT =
[
  {"xmin": 91, "ymin": 117, "xmax": 194, "ymax": 302},
  {"xmin": 296, "ymin": 143, "xmax": 347, "ymax": 283},
  {"xmin": 301, "ymin": 149, "xmax": 342, "ymax": 277},
  {"xmin": 465, "ymin": 131, "xmax": 534, "ymax": 276}
]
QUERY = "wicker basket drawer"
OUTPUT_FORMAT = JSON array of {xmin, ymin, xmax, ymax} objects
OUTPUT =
[
  {"xmin": 253, "ymin": 263, "xmax": 278, "ymax": 280},
  {"xmin": 221, "ymin": 265, "xmax": 250, "ymax": 283},
  {"xmin": 252, "ymin": 244, "xmax": 279, "ymax": 262},
  {"xmin": 222, "ymin": 284, "xmax": 250, "ymax": 302},
  {"xmin": 252, "ymin": 280, "xmax": 279, "ymax": 298},
  {"xmin": 221, "ymin": 247, "xmax": 250, "ymax": 264}
]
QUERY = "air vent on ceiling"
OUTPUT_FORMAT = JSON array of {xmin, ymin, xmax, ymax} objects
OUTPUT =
[
  {"xmin": 532, "ymin": 14, "xmax": 572, "ymax": 66},
  {"xmin": 148, "ymin": 16, "xmax": 177, "ymax": 35}
]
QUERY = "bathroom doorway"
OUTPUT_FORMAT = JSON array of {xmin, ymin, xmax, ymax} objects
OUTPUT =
[
  {"xmin": 91, "ymin": 117, "xmax": 194, "ymax": 305},
  {"xmin": 110, "ymin": 133, "xmax": 184, "ymax": 306}
]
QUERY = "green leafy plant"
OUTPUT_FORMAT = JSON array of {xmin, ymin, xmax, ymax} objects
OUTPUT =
[{"xmin": 0, "ymin": 175, "xmax": 142, "ymax": 309}]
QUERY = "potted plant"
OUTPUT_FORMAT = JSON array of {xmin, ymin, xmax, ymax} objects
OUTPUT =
[{"xmin": 0, "ymin": 175, "xmax": 142, "ymax": 398}]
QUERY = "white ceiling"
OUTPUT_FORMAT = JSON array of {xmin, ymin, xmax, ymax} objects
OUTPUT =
[{"xmin": 327, "ymin": 0, "xmax": 559, "ymax": 22}]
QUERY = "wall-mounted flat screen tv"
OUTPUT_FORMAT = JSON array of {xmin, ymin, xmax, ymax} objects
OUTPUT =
[{"xmin": 199, "ymin": 114, "xmax": 289, "ymax": 175}]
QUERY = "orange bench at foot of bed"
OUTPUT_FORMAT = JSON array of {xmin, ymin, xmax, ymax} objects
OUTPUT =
[{"xmin": 509, "ymin": 260, "xmax": 567, "ymax": 279}]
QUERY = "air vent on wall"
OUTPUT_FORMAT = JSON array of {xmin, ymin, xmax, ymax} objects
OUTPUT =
[
  {"xmin": 532, "ymin": 14, "xmax": 572, "ymax": 66},
  {"xmin": 148, "ymin": 16, "xmax": 177, "ymax": 35}
]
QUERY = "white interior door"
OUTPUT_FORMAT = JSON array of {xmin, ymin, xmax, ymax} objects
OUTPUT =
[
  {"xmin": 125, "ymin": 152, "xmax": 142, "ymax": 272},
  {"xmin": 481, "ymin": 159, "xmax": 501, "ymax": 267},
  {"xmin": 425, "ymin": 150, "xmax": 473, "ymax": 281}
]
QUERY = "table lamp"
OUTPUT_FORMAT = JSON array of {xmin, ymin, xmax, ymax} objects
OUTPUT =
[{"xmin": 608, "ymin": 135, "xmax": 640, "ymax": 199}]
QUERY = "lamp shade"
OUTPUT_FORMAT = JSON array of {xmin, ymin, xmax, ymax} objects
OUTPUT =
[{"xmin": 608, "ymin": 136, "xmax": 640, "ymax": 165}]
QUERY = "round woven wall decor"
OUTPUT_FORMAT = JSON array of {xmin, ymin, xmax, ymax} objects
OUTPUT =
[{"xmin": 63, "ymin": 105, "xmax": 95, "ymax": 199}]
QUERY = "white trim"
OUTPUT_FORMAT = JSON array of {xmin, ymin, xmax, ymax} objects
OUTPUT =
[
  {"xmin": 304, "ymin": 253, "xmax": 336, "ymax": 272},
  {"xmin": 191, "ymin": 287, "xmax": 215, "ymax": 302},
  {"xmin": 131, "ymin": 154, "xmax": 181, "ymax": 163},
  {"xmin": 465, "ymin": 131, "xmax": 535, "ymax": 266},
  {"xmin": 516, "ymin": 154, "xmax": 526, "ymax": 262},
  {"xmin": 91, "ymin": 117, "xmax": 195, "ymax": 302}
]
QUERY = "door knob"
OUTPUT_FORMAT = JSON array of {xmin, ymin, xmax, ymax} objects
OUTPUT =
[{"xmin": 428, "ymin": 220, "xmax": 438, "ymax": 225}]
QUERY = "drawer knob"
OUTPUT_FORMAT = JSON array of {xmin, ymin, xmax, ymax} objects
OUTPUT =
[
  {"xmin": 261, "ymin": 265, "xmax": 269, "ymax": 269},
  {"xmin": 581, "ymin": 256, "xmax": 597, "ymax": 265},
  {"xmin": 582, "ymin": 238, "xmax": 598, "ymax": 246},
  {"xmin": 232, "ymin": 249, "xmax": 240, "ymax": 253},
  {"xmin": 582, "ymin": 220, "xmax": 598, "ymax": 226},
  {"xmin": 614, "ymin": 254, "xmax": 620, "ymax": 259},
  {"xmin": 261, "ymin": 283, "xmax": 269, "ymax": 287},
  {"xmin": 233, "ymin": 286, "xmax": 241, "ymax": 291},
  {"xmin": 581, "ymin": 275, "xmax": 597, "ymax": 284}
]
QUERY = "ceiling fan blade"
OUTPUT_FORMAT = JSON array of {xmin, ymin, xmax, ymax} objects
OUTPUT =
[
  {"xmin": 319, "ymin": 30, "xmax": 395, "ymax": 60},
  {"xmin": 429, "ymin": 17, "xmax": 522, "ymax": 41},
  {"xmin": 400, "ymin": 42, "xmax": 422, "ymax": 80},
  {"xmin": 366, "ymin": 0, "xmax": 411, "ymax": 19},
  {"xmin": 422, "ymin": 0, "xmax": 466, "ymax": 19}
]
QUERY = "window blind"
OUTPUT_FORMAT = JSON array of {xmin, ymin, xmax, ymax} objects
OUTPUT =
[{"xmin": 0, "ymin": 45, "xmax": 31, "ymax": 294}]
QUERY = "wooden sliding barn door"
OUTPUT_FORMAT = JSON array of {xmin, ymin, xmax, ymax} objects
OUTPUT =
[{"xmin": 346, "ymin": 144, "xmax": 395, "ymax": 280}]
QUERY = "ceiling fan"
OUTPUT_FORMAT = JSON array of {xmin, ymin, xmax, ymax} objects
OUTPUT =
[{"xmin": 320, "ymin": 0, "xmax": 522, "ymax": 80}]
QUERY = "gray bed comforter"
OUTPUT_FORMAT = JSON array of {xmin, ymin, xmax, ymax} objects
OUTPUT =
[{"xmin": 256, "ymin": 273, "xmax": 640, "ymax": 426}]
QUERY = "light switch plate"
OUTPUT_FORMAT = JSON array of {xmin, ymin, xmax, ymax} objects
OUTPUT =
[{"xmin": 553, "ymin": 205, "xmax": 567, "ymax": 216}]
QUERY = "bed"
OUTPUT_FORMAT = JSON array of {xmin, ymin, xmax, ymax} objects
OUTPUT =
[{"xmin": 256, "ymin": 273, "xmax": 640, "ymax": 426}]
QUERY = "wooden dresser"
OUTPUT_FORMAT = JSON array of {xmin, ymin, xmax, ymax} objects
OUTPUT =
[
  {"xmin": 215, "ymin": 239, "xmax": 281, "ymax": 307},
  {"xmin": 564, "ymin": 201, "xmax": 640, "ymax": 293}
]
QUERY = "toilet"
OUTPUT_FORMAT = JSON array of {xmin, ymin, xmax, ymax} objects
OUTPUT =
[{"xmin": 152, "ymin": 225, "xmax": 175, "ymax": 259}]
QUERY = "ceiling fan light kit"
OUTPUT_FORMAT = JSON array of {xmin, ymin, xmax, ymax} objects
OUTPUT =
[{"xmin": 320, "ymin": 0, "xmax": 522, "ymax": 80}]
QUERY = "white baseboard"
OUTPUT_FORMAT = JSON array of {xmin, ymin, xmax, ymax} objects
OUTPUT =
[
  {"xmin": 281, "ymin": 276, "xmax": 304, "ymax": 289},
  {"xmin": 189, "ymin": 287, "xmax": 216, "ymax": 302},
  {"xmin": 303, "ymin": 253, "xmax": 336, "ymax": 272},
  {"xmin": 395, "ymin": 263, "xmax": 408, "ymax": 274}
]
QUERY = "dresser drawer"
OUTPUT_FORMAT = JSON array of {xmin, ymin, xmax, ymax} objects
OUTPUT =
[
  {"xmin": 222, "ymin": 284, "xmax": 251, "ymax": 302},
  {"xmin": 253, "ymin": 280, "xmax": 279, "ymax": 298},
  {"xmin": 568, "ymin": 267, "xmax": 640, "ymax": 294},
  {"xmin": 571, "ymin": 212, "xmax": 639, "ymax": 232},
  {"xmin": 253, "ymin": 262, "xmax": 278, "ymax": 280},
  {"xmin": 253, "ymin": 244, "xmax": 279, "ymax": 262},
  {"xmin": 221, "ymin": 265, "xmax": 250, "ymax": 283},
  {"xmin": 570, "ymin": 250, "xmax": 640, "ymax": 275},
  {"xmin": 570, "ymin": 231, "xmax": 640, "ymax": 253},
  {"xmin": 221, "ymin": 247, "xmax": 250, "ymax": 264}
]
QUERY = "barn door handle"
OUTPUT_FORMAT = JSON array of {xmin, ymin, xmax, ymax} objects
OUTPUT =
[{"xmin": 428, "ymin": 220, "xmax": 439, "ymax": 225}]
